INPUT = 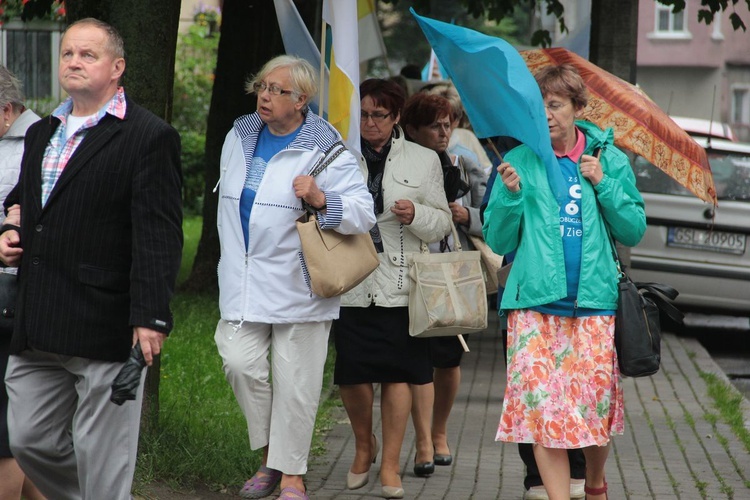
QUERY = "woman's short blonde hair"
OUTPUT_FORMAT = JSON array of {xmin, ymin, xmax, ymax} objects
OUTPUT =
[
  {"xmin": 534, "ymin": 64, "xmax": 588, "ymax": 110},
  {"xmin": 246, "ymin": 55, "xmax": 318, "ymax": 106}
]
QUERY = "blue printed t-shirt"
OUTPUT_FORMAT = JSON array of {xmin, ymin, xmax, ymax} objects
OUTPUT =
[
  {"xmin": 532, "ymin": 128, "xmax": 614, "ymax": 318},
  {"xmin": 240, "ymin": 123, "xmax": 302, "ymax": 250}
]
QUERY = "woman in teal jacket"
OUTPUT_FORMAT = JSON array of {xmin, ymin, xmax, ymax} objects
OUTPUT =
[{"xmin": 483, "ymin": 65, "xmax": 645, "ymax": 500}]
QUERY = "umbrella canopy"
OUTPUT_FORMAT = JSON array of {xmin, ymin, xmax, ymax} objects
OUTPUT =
[
  {"xmin": 521, "ymin": 48, "xmax": 716, "ymax": 205},
  {"xmin": 410, "ymin": 9, "xmax": 567, "ymax": 205}
]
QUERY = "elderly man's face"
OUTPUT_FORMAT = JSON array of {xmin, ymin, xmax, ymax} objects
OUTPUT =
[{"xmin": 59, "ymin": 24, "xmax": 124, "ymax": 103}]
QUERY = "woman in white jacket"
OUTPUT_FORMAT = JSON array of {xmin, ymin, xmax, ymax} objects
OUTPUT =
[
  {"xmin": 0, "ymin": 66, "xmax": 44, "ymax": 500},
  {"xmin": 214, "ymin": 56, "xmax": 375, "ymax": 500},
  {"xmin": 334, "ymin": 79, "xmax": 451, "ymax": 499},
  {"xmin": 401, "ymin": 92, "xmax": 487, "ymax": 479}
]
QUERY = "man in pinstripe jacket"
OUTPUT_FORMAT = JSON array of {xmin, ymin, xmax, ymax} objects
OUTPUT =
[{"xmin": 0, "ymin": 18, "xmax": 182, "ymax": 499}]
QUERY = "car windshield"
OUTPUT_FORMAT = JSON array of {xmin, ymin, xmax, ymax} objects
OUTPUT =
[{"xmin": 633, "ymin": 151, "xmax": 750, "ymax": 202}]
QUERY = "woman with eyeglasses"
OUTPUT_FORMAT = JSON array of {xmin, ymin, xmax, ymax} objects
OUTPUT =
[
  {"xmin": 334, "ymin": 78, "xmax": 451, "ymax": 499},
  {"xmin": 399, "ymin": 92, "xmax": 487, "ymax": 479},
  {"xmin": 484, "ymin": 64, "xmax": 645, "ymax": 500},
  {"xmin": 214, "ymin": 55, "xmax": 375, "ymax": 500}
]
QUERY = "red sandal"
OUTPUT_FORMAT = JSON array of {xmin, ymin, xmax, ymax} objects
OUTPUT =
[{"xmin": 584, "ymin": 479, "xmax": 608, "ymax": 500}]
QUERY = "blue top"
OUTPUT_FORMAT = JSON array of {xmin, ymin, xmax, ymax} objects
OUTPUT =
[
  {"xmin": 240, "ymin": 124, "xmax": 302, "ymax": 249},
  {"xmin": 530, "ymin": 152, "xmax": 614, "ymax": 317}
]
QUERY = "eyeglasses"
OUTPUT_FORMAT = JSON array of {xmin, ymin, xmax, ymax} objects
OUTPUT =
[
  {"xmin": 361, "ymin": 111, "xmax": 391, "ymax": 123},
  {"xmin": 545, "ymin": 102, "xmax": 571, "ymax": 112},
  {"xmin": 253, "ymin": 81, "xmax": 294, "ymax": 96}
]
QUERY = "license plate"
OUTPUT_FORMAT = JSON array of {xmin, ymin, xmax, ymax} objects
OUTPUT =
[{"xmin": 667, "ymin": 227, "xmax": 746, "ymax": 255}]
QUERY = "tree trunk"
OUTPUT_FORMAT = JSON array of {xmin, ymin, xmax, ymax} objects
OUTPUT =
[
  {"xmin": 183, "ymin": 0, "xmax": 286, "ymax": 292},
  {"xmin": 589, "ymin": 0, "xmax": 638, "ymax": 83},
  {"xmin": 64, "ymin": 0, "xmax": 181, "ymax": 430},
  {"xmin": 589, "ymin": 0, "xmax": 638, "ymax": 269}
]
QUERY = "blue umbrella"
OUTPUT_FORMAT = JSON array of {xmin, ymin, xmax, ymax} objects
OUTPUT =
[{"xmin": 410, "ymin": 9, "xmax": 565, "ymax": 204}]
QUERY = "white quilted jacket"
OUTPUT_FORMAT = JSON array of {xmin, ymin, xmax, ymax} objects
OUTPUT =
[
  {"xmin": 341, "ymin": 128, "xmax": 451, "ymax": 308},
  {"xmin": 0, "ymin": 109, "xmax": 40, "ymax": 222}
]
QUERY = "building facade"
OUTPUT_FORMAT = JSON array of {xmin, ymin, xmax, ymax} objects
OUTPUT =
[{"xmin": 637, "ymin": 1, "xmax": 750, "ymax": 142}]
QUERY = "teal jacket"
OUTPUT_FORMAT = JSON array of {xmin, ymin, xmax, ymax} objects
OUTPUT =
[{"xmin": 482, "ymin": 121, "xmax": 646, "ymax": 312}]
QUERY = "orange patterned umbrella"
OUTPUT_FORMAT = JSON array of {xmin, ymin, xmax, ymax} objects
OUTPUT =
[{"xmin": 521, "ymin": 48, "xmax": 716, "ymax": 205}]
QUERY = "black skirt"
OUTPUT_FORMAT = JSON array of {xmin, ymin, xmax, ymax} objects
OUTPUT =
[
  {"xmin": 429, "ymin": 336, "xmax": 466, "ymax": 369},
  {"xmin": 334, "ymin": 305, "xmax": 433, "ymax": 385}
]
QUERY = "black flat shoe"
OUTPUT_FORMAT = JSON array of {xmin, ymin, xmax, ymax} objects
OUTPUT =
[
  {"xmin": 433, "ymin": 453, "xmax": 453, "ymax": 466},
  {"xmin": 413, "ymin": 457, "xmax": 435, "ymax": 477}
]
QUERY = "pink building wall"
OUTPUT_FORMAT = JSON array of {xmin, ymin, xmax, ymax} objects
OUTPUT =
[{"xmin": 636, "ymin": 1, "xmax": 750, "ymax": 140}]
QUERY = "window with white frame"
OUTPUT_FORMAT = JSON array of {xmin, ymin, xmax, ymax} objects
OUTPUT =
[
  {"xmin": 732, "ymin": 86, "xmax": 750, "ymax": 125},
  {"xmin": 0, "ymin": 21, "xmax": 63, "ymax": 100},
  {"xmin": 711, "ymin": 11, "xmax": 724, "ymax": 40},
  {"xmin": 650, "ymin": 4, "xmax": 692, "ymax": 39}
]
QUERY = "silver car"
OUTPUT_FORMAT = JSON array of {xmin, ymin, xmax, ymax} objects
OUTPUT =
[{"xmin": 629, "ymin": 137, "xmax": 750, "ymax": 317}]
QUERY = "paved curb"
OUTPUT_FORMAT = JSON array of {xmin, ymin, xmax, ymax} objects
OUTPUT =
[{"xmin": 306, "ymin": 317, "xmax": 750, "ymax": 499}]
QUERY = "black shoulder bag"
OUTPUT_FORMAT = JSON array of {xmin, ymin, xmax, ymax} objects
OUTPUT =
[{"xmin": 606, "ymin": 232, "xmax": 684, "ymax": 377}]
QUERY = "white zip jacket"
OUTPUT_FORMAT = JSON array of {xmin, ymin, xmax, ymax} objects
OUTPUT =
[
  {"xmin": 341, "ymin": 127, "xmax": 452, "ymax": 308},
  {"xmin": 217, "ymin": 111, "xmax": 375, "ymax": 323},
  {"xmin": 0, "ymin": 109, "xmax": 40, "ymax": 224}
]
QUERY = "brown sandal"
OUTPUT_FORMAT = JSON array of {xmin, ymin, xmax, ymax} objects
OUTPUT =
[{"xmin": 584, "ymin": 480, "xmax": 608, "ymax": 499}]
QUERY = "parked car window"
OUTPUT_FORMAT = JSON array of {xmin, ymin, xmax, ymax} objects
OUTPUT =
[{"xmin": 633, "ymin": 151, "xmax": 750, "ymax": 202}]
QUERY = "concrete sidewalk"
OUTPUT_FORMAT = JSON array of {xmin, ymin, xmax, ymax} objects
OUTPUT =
[{"xmin": 306, "ymin": 312, "xmax": 750, "ymax": 499}]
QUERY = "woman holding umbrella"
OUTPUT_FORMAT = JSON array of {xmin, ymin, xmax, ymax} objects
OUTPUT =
[{"xmin": 483, "ymin": 64, "xmax": 646, "ymax": 500}]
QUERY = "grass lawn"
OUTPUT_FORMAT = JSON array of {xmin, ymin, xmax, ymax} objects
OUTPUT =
[{"xmin": 135, "ymin": 216, "xmax": 340, "ymax": 493}]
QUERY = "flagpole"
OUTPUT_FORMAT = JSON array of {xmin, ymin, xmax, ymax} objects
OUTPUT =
[
  {"xmin": 318, "ymin": 20, "xmax": 327, "ymax": 117},
  {"xmin": 370, "ymin": 0, "xmax": 392, "ymax": 76}
]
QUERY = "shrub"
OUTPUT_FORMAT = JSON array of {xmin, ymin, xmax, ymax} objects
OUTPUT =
[
  {"xmin": 172, "ymin": 25, "xmax": 218, "ymax": 136},
  {"xmin": 173, "ymin": 25, "xmax": 219, "ymax": 215},
  {"xmin": 180, "ymin": 131, "xmax": 206, "ymax": 216}
]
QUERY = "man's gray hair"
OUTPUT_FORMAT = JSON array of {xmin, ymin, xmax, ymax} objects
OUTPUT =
[{"xmin": 63, "ymin": 18, "xmax": 126, "ymax": 60}]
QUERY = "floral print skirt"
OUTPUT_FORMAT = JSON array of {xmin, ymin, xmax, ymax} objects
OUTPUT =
[{"xmin": 495, "ymin": 309, "xmax": 624, "ymax": 448}]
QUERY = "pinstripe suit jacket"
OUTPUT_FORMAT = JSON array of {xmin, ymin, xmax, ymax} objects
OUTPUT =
[{"xmin": 4, "ymin": 97, "xmax": 183, "ymax": 362}]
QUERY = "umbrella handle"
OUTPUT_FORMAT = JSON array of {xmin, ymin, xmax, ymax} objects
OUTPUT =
[{"xmin": 485, "ymin": 139, "xmax": 504, "ymax": 164}]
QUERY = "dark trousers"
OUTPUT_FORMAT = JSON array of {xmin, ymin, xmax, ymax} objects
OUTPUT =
[
  {"xmin": 519, "ymin": 443, "xmax": 586, "ymax": 489},
  {"xmin": 501, "ymin": 326, "xmax": 587, "ymax": 489}
]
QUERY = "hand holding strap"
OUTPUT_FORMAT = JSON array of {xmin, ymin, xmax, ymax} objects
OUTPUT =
[{"xmin": 303, "ymin": 141, "xmax": 346, "ymax": 214}]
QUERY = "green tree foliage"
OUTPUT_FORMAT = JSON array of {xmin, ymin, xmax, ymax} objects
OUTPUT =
[
  {"xmin": 173, "ymin": 26, "xmax": 218, "ymax": 135},
  {"xmin": 659, "ymin": 0, "xmax": 749, "ymax": 30},
  {"xmin": 379, "ymin": 0, "xmax": 525, "ymax": 71},
  {"xmin": 383, "ymin": 0, "xmax": 749, "ymax": 48},
  {"xmin": 173, "ymin": 26, "xmax": 219, "ymax": 216}
]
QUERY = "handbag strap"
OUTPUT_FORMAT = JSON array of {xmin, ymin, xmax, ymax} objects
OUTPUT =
[
  {"xmin": 640, "ymin": 285, "xmax": 684, "ymax": 323},
  {"xmin": 601, "ymin": 220, "xmax": 624, "ymax": 276},
  {"xmin": 421, "ymin": 219, "xmax": 463, "ymax": 254},
  {"xmin": 307, "ymin": 141, "xmax": 347, "ymax": 178},
  {"xmin": 604, "ymin": 223, "xmax": 684, "ymax": 324},
  {"xmin": 302, "ymin": 141, "xmax": 347, "ymax": 215},
  {"xmin": 635, "ymin": 281, "xmax": 679, "ymax": 301}
]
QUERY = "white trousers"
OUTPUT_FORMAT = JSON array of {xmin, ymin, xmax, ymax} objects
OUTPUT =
[
  {"xmin": 5, "ymin": 348, "xmax": 145, "ymax": 500},
  {"xmin": 214, "ymin": 319, "xmax": 331, "ymax": 475}
]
